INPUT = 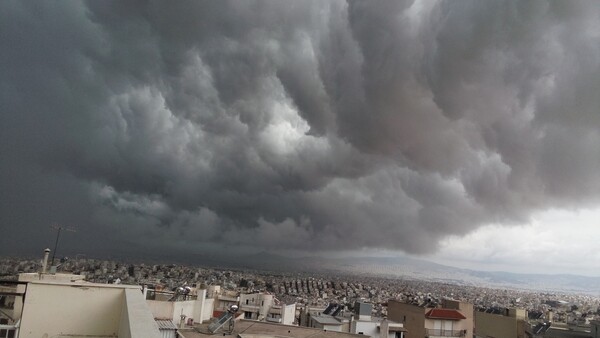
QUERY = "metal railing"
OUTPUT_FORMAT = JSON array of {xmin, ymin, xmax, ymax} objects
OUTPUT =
[
  {"xmin": 0, "ymin": 324, "xmax": 18, "ymax": 338},
  {"xmin": 425, "ymin": 329, "xmax": 466, "ymax": 337}
]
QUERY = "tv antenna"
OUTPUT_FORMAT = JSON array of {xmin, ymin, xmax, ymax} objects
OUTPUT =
[{"xmin": 50, "ymin": 224, "xmax": 77, "ymax": 266}]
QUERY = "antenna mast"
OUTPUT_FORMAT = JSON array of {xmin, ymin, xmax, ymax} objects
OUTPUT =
[{"xmin": 50, "ymin": 224, "xmax": 77, "ymax": 266}]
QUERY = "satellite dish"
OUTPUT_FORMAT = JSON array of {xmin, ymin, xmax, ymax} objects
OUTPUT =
[{"xmin": 229, "ymin": 304, "xmax": 239, "ymax": 313}]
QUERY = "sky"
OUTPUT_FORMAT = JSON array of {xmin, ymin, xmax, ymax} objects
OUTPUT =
[{"xmin": 1, "ymin": 1, "xmax": 600, "ymax": 277}]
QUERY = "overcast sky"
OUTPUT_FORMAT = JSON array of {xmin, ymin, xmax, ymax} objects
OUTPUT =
[{"xmin": 1, "ymin": 1, "xmax": 600, "ymax": 276}]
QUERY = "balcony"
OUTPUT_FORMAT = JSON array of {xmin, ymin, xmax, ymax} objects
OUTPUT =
[
  {"xmin": 0, "ymin": 323, "xmax": 18, "ymax": 338},
  {"xmin": 425, "ymin": 329, "xmax": 466, "ymax": 337}
]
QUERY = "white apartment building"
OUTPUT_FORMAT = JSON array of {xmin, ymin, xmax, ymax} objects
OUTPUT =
[{"xmin": 238, "ymin": 292, "xmax": 296, "ymax": 325}]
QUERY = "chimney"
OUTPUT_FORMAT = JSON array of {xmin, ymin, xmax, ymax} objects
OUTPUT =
[{"xmin": 41, "ymin": 248, "xmax": 51, "ymax": 274}]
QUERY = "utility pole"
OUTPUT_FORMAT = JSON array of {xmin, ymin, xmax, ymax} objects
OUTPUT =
[{"xmin": 50, "ymin": 224, "xmax": 77, "ymax": 266}]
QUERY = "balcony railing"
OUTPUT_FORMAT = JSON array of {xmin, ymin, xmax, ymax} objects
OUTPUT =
[
  {"xmin": 0, "ymin": 324, "xmax": 18, "ymax": 338},
  {"xmin": 425, "ymin": 329, "xmax": 466, "ymax": 337}
]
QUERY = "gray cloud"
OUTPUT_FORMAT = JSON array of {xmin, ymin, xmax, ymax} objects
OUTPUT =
[{"xmin": 2, "ymin": 0, "xmax": 600, "ymax": 257}]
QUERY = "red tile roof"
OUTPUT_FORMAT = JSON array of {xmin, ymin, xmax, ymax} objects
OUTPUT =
[{"xmin": 425, "ymin": 308, "xmax": 466, "ymax": 320}]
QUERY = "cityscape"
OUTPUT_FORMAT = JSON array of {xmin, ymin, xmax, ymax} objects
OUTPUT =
[{"xmin": 1, "ymin": 252, "xmax": 599, "ymax": 337}]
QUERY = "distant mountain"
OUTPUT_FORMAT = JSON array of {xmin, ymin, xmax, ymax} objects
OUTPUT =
[
  {"xmin": 151, "ymin": 249, "xmax": 600, "ymax": 294},
  {"xmin": 312, "ymin": 256, "xmax": 600, "ymax": 294},
  {"xmin": 201, "ymin": 252, "xmax": 600, "ymax": 294}
]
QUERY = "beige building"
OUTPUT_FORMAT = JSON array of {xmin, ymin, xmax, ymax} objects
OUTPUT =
[
  {"xmin": 474, "ymin": 308, "xmax": 527, "ymax": 338},
  {"xmin": 0, "ymin": 247, "xmax": 162, "ymax": 338},
  {"xmin": 7, "ymin": 274, "xmax": 161, "ymax": 338},
  {"xmin": 388, "ymin": 299, "xmax": 473, "ymax": 338}
]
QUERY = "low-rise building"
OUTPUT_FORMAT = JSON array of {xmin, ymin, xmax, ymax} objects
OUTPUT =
[
  {"xmin": 239, "ymin": 292, "xmax": 296, "ymax": 325},
  {"xmin": 15, "ymin": 275, "xmax": 160, "ymax": 337},
  {"xmin": 0, "ymin": 249, "xmax": 161, "ymax": 338},
  {"xmin": 387, "ymin": 299, "xmax": 472, "ymax": 338},
  {"xmin": 350, "ymin": 302, "xmax": 405, "ymax": 338},
  {"xmin": 474, "ymin": 307, "xmax": 527, "ymax": 338}
]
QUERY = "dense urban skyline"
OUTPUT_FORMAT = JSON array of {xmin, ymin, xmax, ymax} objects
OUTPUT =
[{"xmin": 2, "ymin": 1, "xmax": 600, "ymax": 276}]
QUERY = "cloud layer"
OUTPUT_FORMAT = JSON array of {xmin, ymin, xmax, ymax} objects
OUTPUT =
[{"xmin": 2, "ymin": 1, "xmax": 600, "ymax": 257}]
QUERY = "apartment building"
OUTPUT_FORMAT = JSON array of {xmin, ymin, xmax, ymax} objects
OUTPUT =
[{"xmin": 387, "ymin": 299, "xmax": 473, "ymax": 338}]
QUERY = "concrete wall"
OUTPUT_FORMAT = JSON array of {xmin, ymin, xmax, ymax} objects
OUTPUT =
[
  {"xmin": 203, "ymin": 298, "xmax": 214, "ymax": 322},
  {"xmin": 148, "ymin": 291, "xmax": 209, "ymax": 325},
  {"xmin": 194, "ymin": 289, "xmax": 208, "ymax": 324},
  {"xmin": 148, "ymin": 300, "xmax": 175, "ymax": 320},
  {"xmin": 352, "ymin": 320, "xmax": 378, "ymax": 336},
  {"xmin": 591, "ymin": 320, "xmax": 600, "ymax": 338},
  {"xmin": 119, "ymin": 294, "xmax": 132, "ymax": 338},
  {"xmin": 120, "ymin": 288, "xmax": 162, "ymax": 338},
  {"xmin": 323, "ymin": 323, "xmax": 343, "ymax": 331},
  {"xmin": 260, "ymin": 294, "xmax": 274, "ymax": 317},
  {"xmin": 19, "ymin": 282, "xmax": 126, "ymax": 337},
  {"xmin": 475, "ymin": 311, "xmax": 517, "ymax": 338},
  {"xmin": 281, "ymin": 303, "xmax": 296, "ymax": 325},
  {"xmin": 173, "ymin": 300, "xmax": 195, "ymax": 324},
  {"xmin": 148, "ymin": 297, "xmax": 209, "ymax": 325},
  {"xmin": 387, "ymin": 301, "xmax": 425, "ymax": 338}
]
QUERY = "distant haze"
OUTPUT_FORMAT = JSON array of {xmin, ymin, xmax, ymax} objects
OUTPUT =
[{"xmin": 2, "ymin": 1, "xmax": 600, "ymax": 275}]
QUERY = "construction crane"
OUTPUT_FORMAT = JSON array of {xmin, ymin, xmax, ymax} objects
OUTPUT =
[{"xmin": 50, "ymin": 224, "xmax": 77, "ymax": 266}]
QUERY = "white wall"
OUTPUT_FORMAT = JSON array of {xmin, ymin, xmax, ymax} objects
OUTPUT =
[
  {"xmin": 281, "ymin": 303, "xmax": 296, "ymax": 325},
  {"xmin": 203, "ymin": 298, "xmax": 215, "ymax": 322},
  {"xmin": 119, "ymin": 294, "xmax": 131, "ymax": 338},
  {"xmin": 147, "ymin": 300, "xmax": 175, "ymax": 320},
  {"xmin": 120, "ymin": 288, "xmax": 162, "ymax": 338},
  {"xmin": 147, "ymin": 294, "xmax": 209, "ymax": 325},
  {"xmin": 352, "ymin": 319, "xmax": 399, "ymax": 338},
  {"xmin": 193, "ymin": 290, "xmax": 208, "ymax": 324},
  {"xmin": 260, "ymin": 294, "xmax": 274, "ymax": 317},
  {"xmin": 173, "ymin": 300, "xmax": 195, "ymax": 324},
  {"xmin": 19, "ymin": 283, "xmax": 126, "ymax": 337},
  {"xmin": 323, "ymin": 324, "xmax": 343, "ymax": 331}
]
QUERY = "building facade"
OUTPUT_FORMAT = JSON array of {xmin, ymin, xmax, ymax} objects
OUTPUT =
[{"xmin": 387, "ymin": 299, "xmax": 472, "ymax": 338}]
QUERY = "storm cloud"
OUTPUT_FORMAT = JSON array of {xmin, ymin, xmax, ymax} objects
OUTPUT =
[{"xmin": 2, "ymin": 1, "xmax": 600, "ymax": 257}]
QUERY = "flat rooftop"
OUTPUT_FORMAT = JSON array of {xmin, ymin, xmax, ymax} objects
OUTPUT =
[
  {"xmin": 179, "ymin": 319, "xmax": 368, "ymax": 338},
  {"xmin": 310, "ymin": 315, "xmax": 344, "ymax": 325}
]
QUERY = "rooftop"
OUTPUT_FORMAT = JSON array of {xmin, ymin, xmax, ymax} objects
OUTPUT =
[
  {"xmin": 425, "ymin": 309, "xmax": 466, "ymax": 320},
  {"xmin": 180, "ymin": 319, "xmax": 368, "ymax": 338},
  {"xmin": 311, "ymin": 315, "xmax": 345, "ymax": 325}
]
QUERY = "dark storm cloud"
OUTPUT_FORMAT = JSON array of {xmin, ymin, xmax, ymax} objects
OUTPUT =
[{"xmin": 2, "ymin": 0, "xmax": 600, "ymax": 256}]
